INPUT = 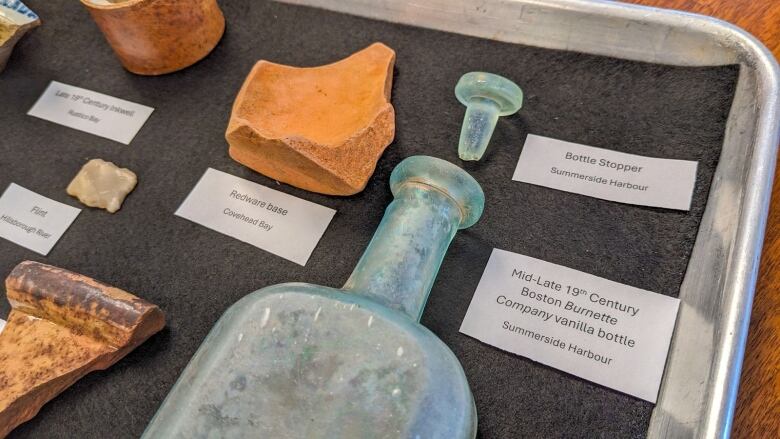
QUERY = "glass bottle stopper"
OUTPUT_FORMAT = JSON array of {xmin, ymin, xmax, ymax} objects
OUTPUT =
[{"xmin": 455, "ymin": 71, "xmax": 523, "ymax": 161}]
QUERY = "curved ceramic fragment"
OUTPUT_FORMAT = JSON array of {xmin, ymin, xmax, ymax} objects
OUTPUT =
[
  {"xmin": 66, "ymin": 158, "xmax": 138, "ymax": 213},
  {"xmin": 0, "ymin": 0, "xmax": 40, "ymax": 73},
  {"xmin": 226, "ymin": 43, "xmax": 396, "ymax": 196},
  {"xmin": 80, "ymin": 0, "xmax": 225, "ymax": 75},
  {"xmin": 0, "ymin": 261, "xmax": 165, "ymax": 438}
]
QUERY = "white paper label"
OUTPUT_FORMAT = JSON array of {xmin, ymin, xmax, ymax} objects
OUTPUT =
[
  {"xmin": 27, "ymin": 81, "xmax": 154, "ymax": 145},
  {"xmin": 0, "ymin": 183, "xmax": 81, "ymax": 256},
  {"xmin": 175, "ymin": 168, "xmax": 336, "ymax": 266},
  {"xmin": 460, "ymin": 249, "xmax": 680, "ymax": 402},
  {"xmin": 513, "ymin": 134, "xmax": 698, "ymax": 210}
]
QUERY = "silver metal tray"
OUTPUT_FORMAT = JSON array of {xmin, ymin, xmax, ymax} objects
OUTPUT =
[{"xmin": 278, "ymin": 0, "xmax": 780, "ymax": 437}]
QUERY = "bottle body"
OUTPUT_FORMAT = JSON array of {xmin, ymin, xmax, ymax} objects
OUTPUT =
[{"xmin": 142, "ymin": 283, "xmax": 476, "ymax": 439}]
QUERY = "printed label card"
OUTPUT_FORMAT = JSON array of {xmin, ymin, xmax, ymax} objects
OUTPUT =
[
  {"xmin": 175, "ymin": 168, "xmax": 336, "ymax": 266},
  {"xmin": 461, "ymin": 249, "xmax": 680, "ymax": 402},
  {"xmin": 0, "ymin": 183, "xmax": 81, "ymax": 256},
  {"xmin": 513, "ymin": 134, "xmax": 698, "ymax": 210},
  {"xmin": 28, "ymin": 81, "xmax": 154, "ymax": 144}
]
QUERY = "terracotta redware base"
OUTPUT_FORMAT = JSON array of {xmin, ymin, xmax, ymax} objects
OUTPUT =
[{"xmin": 226, "ymin": 42, "xmax": 396, "ymax": 196}]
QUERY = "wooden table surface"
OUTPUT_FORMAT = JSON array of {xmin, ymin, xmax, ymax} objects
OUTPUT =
[{"xmin": 621, "ymin": 1, "xmax": 780, "ymax": 437}]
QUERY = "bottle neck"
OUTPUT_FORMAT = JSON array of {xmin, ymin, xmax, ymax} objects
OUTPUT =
[
  {"xmin": 458, "ymin": 96, "xmax": 500, "ymax": 161},
  {"xmin": 342, "ymin": 182, "xmax": 462, "ymax": 322}
]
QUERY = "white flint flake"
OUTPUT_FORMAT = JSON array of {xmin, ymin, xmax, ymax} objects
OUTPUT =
[{"xmin": 67, "ymin": 158, "xmax": 137, "ymax": 213}]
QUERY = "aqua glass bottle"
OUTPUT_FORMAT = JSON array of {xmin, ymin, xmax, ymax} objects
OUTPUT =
[{"xmin": 142, "ymin": 156, "xmax": 485, "ymax": 439}]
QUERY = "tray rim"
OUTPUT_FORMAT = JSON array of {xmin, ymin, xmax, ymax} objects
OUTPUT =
[{"xmin": 275, "ymin": 0, "xmax": 780, "ymax": 437}]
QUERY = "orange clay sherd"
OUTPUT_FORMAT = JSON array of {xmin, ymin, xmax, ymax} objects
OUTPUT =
[{"xmin": 226, "ymin": 43, "xmax": 396, "ymax": 196}]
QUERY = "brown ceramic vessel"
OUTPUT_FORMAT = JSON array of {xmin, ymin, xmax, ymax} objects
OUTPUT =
[
  {"xmin": 0, "ymin": 261, "xmax": 165, "ymax": 437},
  {"xmin": 81, "ymin": 0, "xmax": 225, "ymax": 75},
  {"xmin": 226, "ymin": 43, "xmax": 396, "ymax": 196}
]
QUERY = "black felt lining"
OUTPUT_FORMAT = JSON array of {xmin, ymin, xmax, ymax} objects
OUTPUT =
[{"xmin": 0, "ymin": 0, "xmax": 738, "ymax": 437}]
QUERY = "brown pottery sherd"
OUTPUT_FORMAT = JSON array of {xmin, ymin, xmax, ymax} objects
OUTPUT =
[
  {"xmin": 0, "ymin": 261, "xmax": 165, "ymax": 437},
  {"xmin": 81, "ymin": 0, "xmax": 225, "ymax": 75}
]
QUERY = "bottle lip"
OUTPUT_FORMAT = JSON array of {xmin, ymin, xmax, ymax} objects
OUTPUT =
[
  {"xmin": 390, "ymin": 156, "xmax": 485, "ymax": 229},
  {"xmin": 455, "ymin": 71, "xmax": 523, "ymax": 116}
]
